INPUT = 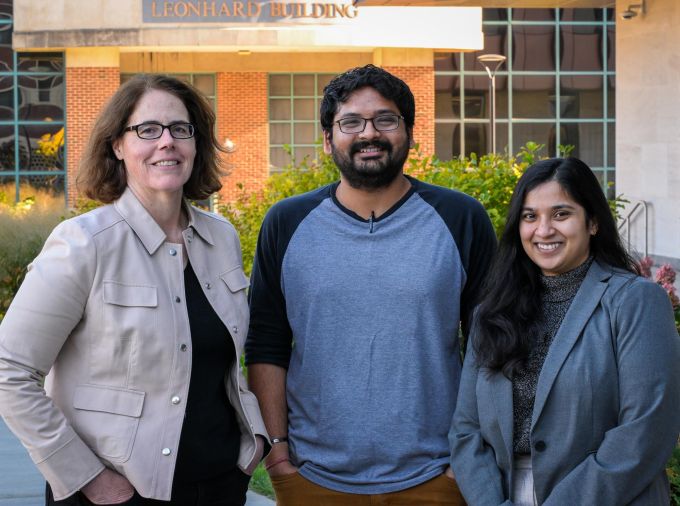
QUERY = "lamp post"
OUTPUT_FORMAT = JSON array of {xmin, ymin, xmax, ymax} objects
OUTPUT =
[{"xmin": 477, "ymin": 53, "xmax": 506, "ymax": 154}]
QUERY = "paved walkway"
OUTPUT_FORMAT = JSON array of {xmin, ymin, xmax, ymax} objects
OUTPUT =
[{"xmin": 0, "ymin": 418, "xmax": 274, "ymax": 505}]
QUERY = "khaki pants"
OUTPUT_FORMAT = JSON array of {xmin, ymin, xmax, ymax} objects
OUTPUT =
[{"xmin": 270, "ymin": 472, "xmax": 466, "ymax": 506}]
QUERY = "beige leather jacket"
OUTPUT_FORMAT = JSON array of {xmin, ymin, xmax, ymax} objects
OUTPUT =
[{"xmin": 0, "ymin": 188, "xmax": 268, "ymax": 501}]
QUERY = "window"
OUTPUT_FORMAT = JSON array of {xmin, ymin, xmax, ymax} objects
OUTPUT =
[
  {"xmin": 435, "ymin": 8, "xmax": 615, "ymax": 196},
  {"xmin": 268, "ymin": 73, "xmax": 335, "ymax": 172},
  {"xmin": 121, "ymin": 73, "xmax": 216, "ymax": 111},
  {"xmin": 0, "ymin": 5, "xmax": 66, "ymax": 203}
]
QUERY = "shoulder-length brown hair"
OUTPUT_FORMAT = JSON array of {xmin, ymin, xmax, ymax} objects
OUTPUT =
[{"xmin": 77, "ymin": 74, "xmax": 227, "ymax": 203}]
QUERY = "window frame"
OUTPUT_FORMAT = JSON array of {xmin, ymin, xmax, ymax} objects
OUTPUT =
[
  {"xmin": 268, "ymin": 73, "xmax": 335, "ymax": 173},
  {"xmin": 435, "ymin": 7, "xmax": 615, "ymax": 194}
]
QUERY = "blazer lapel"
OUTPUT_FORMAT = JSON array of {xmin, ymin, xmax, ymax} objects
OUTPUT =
[
  {"xmin": 490, "ymin": 371, "xmax": 514, "ymax": 460},
  {"xmin": 531, "ymin": 261, "xmax": 611, "ymax": 429}
]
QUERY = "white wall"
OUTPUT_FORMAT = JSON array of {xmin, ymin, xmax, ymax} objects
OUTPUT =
[
  {"xmin": 616, "ymin": 0, "xmax": 680, "ymax": 266},
  {"xmin": 13, "ymin": 0, "xmax": 139, "ymax": 31}
]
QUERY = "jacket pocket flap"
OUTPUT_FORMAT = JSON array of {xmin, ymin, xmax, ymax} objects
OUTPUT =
[
  {"xmin": 103, "ymin": 282, "xmax": 157, "ymax": 307},
  {"xmin": 220, "ymin": 267, "xmax": 250, "ymax": 293},
  {"xmin": 73, "ymin": 385, "xmax": 145, "ymax": 418}
]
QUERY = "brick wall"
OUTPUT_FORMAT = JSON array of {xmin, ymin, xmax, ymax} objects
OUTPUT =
[
  {"xmin": 383, "ymin": 66, "xmax": 435, "ymax": 157},
  {"xmin": 65, "ymin": 67, "xmax": 120, "ymax": 205},
  {"xmin": 216, "ymin": 72, "xmax": 269, "ymax": 202}
]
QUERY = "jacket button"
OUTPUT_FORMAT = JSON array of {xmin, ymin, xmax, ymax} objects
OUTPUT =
[
  {"xmin": 534, "ymin": 441, "xmax": 547, "ymax": 452},
  {"xmin": 174, "ymin": 296, "xmax": 181, "ymax": 303},
  {"xmin": 180, "ymin": 344, "xmax": 188, "ymax": 352},
  {"xmin": 171, "ymin": 396, "xmax": 181, "ymax": 405},
  {"xmin": 169, "ymin": 249, "xmax": 177, "ymax": 256},
  {"xmin": 205, "ymin": 282, "xmax": 211, "ymax": 289},
  {"xmin": 232, "ymin": 326, "xmax": 238, "ymax": 334},
  {"xmin": 162, "ymin": 448, "xmax": 172, "ymax": 456}
]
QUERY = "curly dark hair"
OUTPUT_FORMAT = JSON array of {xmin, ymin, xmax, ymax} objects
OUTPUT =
[
  {"xmin": 319, "ymin": 64, "xmax": 415, "ymax": 138},
  {"xmin": 473, "ymin": 157, "xmax": 639, "ymax": 376},
  {"xmin": 77, "ymin": 74, "xmax": 226, "ymax": 203}
]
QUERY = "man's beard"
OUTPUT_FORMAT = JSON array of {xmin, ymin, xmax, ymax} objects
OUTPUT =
[{"xmin": 331, "ymin": 138, "xmax": 410, "ymax": 190}]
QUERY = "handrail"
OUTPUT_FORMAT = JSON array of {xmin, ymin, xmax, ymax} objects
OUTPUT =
[{"xmin": 617, "ymin": 200, "xmax": 648, "ymax": 258}]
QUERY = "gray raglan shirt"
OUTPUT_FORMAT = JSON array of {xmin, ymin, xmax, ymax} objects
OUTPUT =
[{"xmin": 245, "ymin": 176, "xmax": 496, "ymax": 494}]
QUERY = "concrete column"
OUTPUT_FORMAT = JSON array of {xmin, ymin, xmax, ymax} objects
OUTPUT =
[{"xmin": 616, "ymin": 0, "xmax": 680, "ymax": 265}]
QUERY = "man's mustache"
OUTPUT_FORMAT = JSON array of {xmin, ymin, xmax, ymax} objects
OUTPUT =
[{"xmin": 350, "ymin": 140, "xmax": 392, "ymax": 156}]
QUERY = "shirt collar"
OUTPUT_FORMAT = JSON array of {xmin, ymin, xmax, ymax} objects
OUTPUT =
[
  {"xmin": 184, "ymin": 200, "xmax": 215, "ymax": 246},
  {"xmin": 114, "ymin": 187, "xmax": 214, "ymax": 255}
]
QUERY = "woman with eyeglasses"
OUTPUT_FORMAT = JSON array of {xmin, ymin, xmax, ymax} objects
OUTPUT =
[
  {"xmin": 0, "ymin": 74, "xmax": 268, "ymax": 505},
  {"xmin": 449, "ymin": 158, "xmax": 680, "ymax": 505}
]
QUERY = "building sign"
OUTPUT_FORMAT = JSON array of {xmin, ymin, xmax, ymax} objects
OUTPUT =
[
  {"xmin": 139, "ymin": 1, "xmax": 483, "ymax": 51},
  {"xmin": 143, "ymin": 0, "xmax": 359, "ymax": 23}
]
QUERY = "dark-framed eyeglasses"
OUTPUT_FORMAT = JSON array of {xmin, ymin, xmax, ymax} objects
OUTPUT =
[
  {"xmin": 124, "ymin": 122, "xmax": 195, "ymax": 140},
  {"xmin": 334, "ymin": 114, "xmax": 403, "ymax": 134}
]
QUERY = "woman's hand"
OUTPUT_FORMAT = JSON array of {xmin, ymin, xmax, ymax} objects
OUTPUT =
[
  {"xmin": 242, "ymin": 435, "xmax": 267, "ymax": 475},
  {"xmin": 81, "ymin": 468, "xmax": 135, "ymax": 505}
]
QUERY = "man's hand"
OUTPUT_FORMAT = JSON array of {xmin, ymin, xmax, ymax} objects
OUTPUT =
[
  {"xmin": 81, "ymin": 468, "xmax": 135, "ymax": 505},
  {"xmin": 248, "ymin": 364, "xmax": 296, "ymax": 478},
  {"xmin": 264, "ymin": 442, "xmax": 299, "ymax": 478},
  {"xmin": 268, "ymin": 459, "xmax": 299, "ymax": 477}
]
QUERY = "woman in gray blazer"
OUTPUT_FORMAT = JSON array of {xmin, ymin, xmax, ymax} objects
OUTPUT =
[{"xmin": 449, "ymin": 158, "xmax": 680, "ymax": 505}]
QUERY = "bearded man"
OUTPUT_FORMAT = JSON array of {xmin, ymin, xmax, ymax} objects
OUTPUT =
[{"xmin": 246, "ymin": 65, "xmax": 496, "ymax": 506}]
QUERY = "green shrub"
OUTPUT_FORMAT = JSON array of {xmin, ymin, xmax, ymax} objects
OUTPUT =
[
  {"xmin": 219, "ymin": 152, "xmax": 340, "ymax": 275},
  {"xmin": 0, "ymin": 189, "xmax": 65, "ymax": 321},
  {"xmin": 669, "ymin": 446, "xmax": 680, "ymax": 505},
  {"xmin": 249, "ymin": 463, "xmax": 275, "ymax": 499},
  {"xmin": 408, "ymin": 143, "xmax": 540, "ymax": 237}
]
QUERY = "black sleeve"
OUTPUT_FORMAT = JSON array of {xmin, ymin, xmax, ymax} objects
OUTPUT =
[
  {"xmin": 456, "ymin": 200, "xmax": 497, "ymax": 339},
  {"xmin": 415, "ymin": 180, "xmax": 497, "ymax": 340},
  {"xmin": 244, "ymin": 187, "xmax": 328, "ymax": 368}
]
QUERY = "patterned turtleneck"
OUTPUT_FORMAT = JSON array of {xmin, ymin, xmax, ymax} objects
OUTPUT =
[{"xmin": 512, "ymin": 256, "xmax": 594, "ymax": 454}]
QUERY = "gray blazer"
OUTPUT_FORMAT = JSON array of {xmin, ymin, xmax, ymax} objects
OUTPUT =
[{"xmin": 450, "ymin": 260, "xmax": 680, "ymax": 505}]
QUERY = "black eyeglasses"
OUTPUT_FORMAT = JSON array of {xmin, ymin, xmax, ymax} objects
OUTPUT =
[
  {"xmin": 124, "ymin": 122, "xmax": 195, "ymax": 140},
  {"xmin": 335, "ymin": 114, "xmax": 403, "ymax": 134}
]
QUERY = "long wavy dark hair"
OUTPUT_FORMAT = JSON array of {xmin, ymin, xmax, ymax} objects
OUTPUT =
[{"xmin": 473, "ymin": 157, "xmax": 639, "ymax": 377}]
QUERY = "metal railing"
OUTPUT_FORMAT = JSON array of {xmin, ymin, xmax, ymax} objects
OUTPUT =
[{"xmin": 618, "ymin": 200, "xmax": 648, "ymax": 258}]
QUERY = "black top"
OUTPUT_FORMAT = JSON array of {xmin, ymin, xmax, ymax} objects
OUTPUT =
[
  {"xmin": 512, "ymin": 257, "xmax": 593, "ymax": 453},
  {"xmin": 174, "ymin": 261, "xmax": 241, "ymax": 483}
]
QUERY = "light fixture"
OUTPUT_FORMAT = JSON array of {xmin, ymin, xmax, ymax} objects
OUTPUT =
[
  {"xmin": 224, "ymin": 138, "xmax": 237, "ymax": 153},
  {"xmin": 621, "ymin": 0, "xmax": 645, "ymax": 19},
  {"xmin": 477, "ymin": 54, "xmax": 506, "ymax": 154}
]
